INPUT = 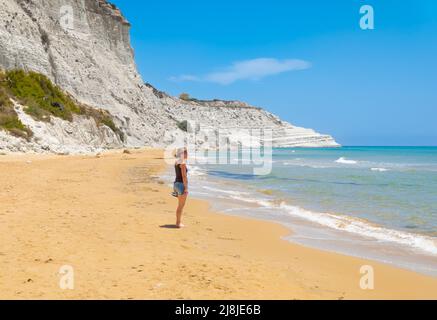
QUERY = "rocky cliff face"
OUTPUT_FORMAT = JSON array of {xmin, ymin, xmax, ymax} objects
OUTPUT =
[{"xmin": 0, "ymin": 0, "xmax": 339, "ymax": 153}]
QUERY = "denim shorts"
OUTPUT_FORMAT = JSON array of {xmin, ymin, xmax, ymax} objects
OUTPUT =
[{"xmin": 173, "ymin": 182, "xmax": 185, "ymax": 196}]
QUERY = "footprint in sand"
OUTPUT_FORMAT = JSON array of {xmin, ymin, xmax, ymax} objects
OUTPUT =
[{"xmin": 218, "ymin": 237, "xmax": 240, "ymax": 241}]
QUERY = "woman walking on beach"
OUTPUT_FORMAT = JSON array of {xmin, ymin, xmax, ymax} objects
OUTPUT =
[{"xmin": 174, "ymin": 148, "xmax": 188, "ymax": 228}]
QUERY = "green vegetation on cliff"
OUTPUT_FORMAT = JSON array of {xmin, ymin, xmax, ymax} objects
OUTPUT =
[
  {"xmin": 0, "ymin": 70, "xmax": 123, "ymax": 141},
  {"xmin": 4, "ymin": 70, "xmax": 81, "ymax": 121},
  {"xmin": 0, "ymin": 83, "xmax": 32, "ymax": 140}
]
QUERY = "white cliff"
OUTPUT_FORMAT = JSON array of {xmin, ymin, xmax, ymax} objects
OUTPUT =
[{"xmin": 0, "ymin": 0, "xmax": 339, "ymax": 153}]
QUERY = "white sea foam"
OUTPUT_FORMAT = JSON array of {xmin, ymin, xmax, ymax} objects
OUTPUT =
[
  {"xmin": 228, "ymin": 195, "xmax": 275, "ymax": 208},
  {"xmin": 202, "ymin": 185, "xmax": 250, "ymax": 197},
  {"xmin": 371, "ymin": 167, "xmax": 389, "ymax": 172},
  {"xmin": 188, "ymin": 165, "xmax": 206, "ymax": 176},
  {"xmin": 276, "ymin": 203, "xmax": 437, "ymax": 256},
  {"xmin": 216, "ymin": 189, "xmax": 437, "ymax": 256},
  {"xmin": 335, "ymin": 157, "xmax": 358, "ymax": 164},
  {"xmin": 282, "ymin": 162, "xmax": 328, "ymax": 169}
]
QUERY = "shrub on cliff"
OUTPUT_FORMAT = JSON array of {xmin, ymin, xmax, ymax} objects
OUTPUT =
[
  {"xmin": 81, "ymin": 105, "xmax": 125, "ymax": 142},
  {"xmin": 0, "ymin": 85, "xmax": 33, "ymax": 140},
  {"xmin": 0, "ymin": 70, "xmax": 124, "ymax": 141},
  {"xmin": 179, "ymin": 93, "xmax": 191, "ymax": 101},
  {"xmin": 177, "ymin": 120, "xmax": 189, "ymax": 132},
  {"xmin": 4, "ymin": 70, "xmax": 80, "ymax": 121}
]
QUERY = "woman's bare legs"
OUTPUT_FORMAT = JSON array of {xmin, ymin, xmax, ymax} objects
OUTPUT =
[{"xmin": 176, "ymin": 194, "xmax": 187, "ymax": 228}]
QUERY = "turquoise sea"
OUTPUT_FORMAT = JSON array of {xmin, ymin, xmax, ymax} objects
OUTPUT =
[{"xmin": 166, "ymin": 147, "xmax": 437, "ymax": 275}]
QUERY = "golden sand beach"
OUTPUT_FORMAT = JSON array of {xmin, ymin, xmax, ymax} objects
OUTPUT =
[{"xmin": 0, "ymin": 149, "xmax": 436, "ymax": 299}]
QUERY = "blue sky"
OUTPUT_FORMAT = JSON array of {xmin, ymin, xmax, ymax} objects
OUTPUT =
[{"xmin": 111, "ymin": 0, "xmax": 437, "ymax": 146}]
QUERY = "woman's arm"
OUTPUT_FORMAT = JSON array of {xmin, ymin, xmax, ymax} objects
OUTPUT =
[{"xmin": 181, "ymin": 163, "xmax": 188, "ymax": 194}]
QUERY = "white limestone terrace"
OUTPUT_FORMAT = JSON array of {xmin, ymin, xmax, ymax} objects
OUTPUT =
[
  {"xmin": 0, "ymin": 0, "xmax": 339, "ymax": 153},
  {"xmin": 163, "ymin": 99, "xmax": 339, "ymax": 148}
]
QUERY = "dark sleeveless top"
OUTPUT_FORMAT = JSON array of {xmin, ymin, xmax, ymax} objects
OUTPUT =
[{"xmin": 174, "ymin": 163, "xmax": 186, "ymax": 183}]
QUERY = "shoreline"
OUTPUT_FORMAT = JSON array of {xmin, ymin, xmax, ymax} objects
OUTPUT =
[
  {"xmin": 1, "ymin": 149, "xmax": 437, "ymax": 299},
  {"xmin": 179, "ymin": 149, "xmax": 437, "ymax": 277},
  {"xmin": 185, "ymin": 182, "xmax": 437, "ymax": 277}
]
